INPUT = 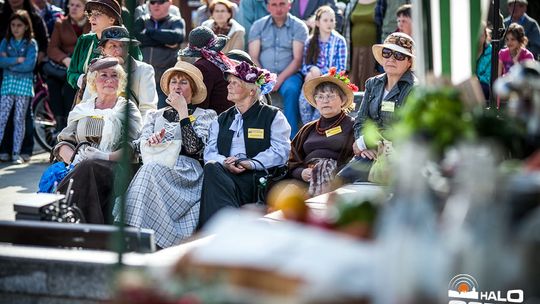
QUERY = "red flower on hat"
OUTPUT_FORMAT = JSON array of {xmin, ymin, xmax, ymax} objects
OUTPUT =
[{"xmin": 328, "ymin": 67, "xmax": 358, "ymax": 92}]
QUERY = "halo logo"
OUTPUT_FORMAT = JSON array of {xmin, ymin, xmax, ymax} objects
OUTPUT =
[
  {"xmin": 448, "ymin": 274, "xmax": 524, "ymax": 304},
  {"xmin": 448, "ymin": 274, "xmax": 479, "ymax": 299}
]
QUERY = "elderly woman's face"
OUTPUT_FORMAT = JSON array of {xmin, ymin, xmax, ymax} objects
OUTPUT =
[
  {"xmin": 212, "ymin": 3, "xmax": 231, "ymax": 25},
  {"xmin": 169, "ymin": 74, "xmax": 193, "ymax": 102},
  {"xmin": 381, "ymin": 48, "xmax": 412, "ymax": 76},
  {"xmin": 227, "ymin": 76, "xmax": 251, "ymax": 102},
  {"xmin": 103, "ymin": 40, "xmax": 128, "ymax": 59},
  {"xmin": 314, "ymin": 87, "xmax": 344, "ymax": 118},
  {"xmin": 95, "ymin": 67, "xmax": 120, "ymax": 95}
]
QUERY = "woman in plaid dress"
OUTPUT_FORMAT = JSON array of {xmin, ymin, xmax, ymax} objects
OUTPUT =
[
  {"xmin": 120, "ymin": 61, "xmax": 217, "ymax": 249},
  {"xmin": 0, "ymin": 10, "xmax": 38, "ymax": 163}
]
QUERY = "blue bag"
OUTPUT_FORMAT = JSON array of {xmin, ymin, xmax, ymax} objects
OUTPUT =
[{"xmin": 38, "ymin": 162, "xmax": 72, "ymax": 193}]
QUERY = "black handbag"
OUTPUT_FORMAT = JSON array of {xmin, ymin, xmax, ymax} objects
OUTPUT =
[
  {"xmin": 42, "ymin": 60, "xmax": 67, "ymax": 79},
  {"xmin": 235, "ymin": 158, "xmax": 288, "ymax": 205}
]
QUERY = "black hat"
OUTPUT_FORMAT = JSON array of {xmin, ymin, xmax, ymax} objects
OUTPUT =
[
  {"xmin": 98, "ymin": 26, "xmax": 140, "ymax": 47},
  {"xmin": 179, "ymin": 26, "xmax": 229, "ymax": 58},
  {"xmin": 86, "ymin": 0, "xmax": 123, "ymax": 23}
]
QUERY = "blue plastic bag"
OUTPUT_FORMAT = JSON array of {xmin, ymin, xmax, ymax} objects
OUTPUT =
[{"xmin": 38, "ymin": 162, "xmax": 72, "ymax": 193}]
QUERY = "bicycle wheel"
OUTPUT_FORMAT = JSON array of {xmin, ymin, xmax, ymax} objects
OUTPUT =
[{"xmin": 33, "ymin": 94, "xmax": 57, "ymax": 152}]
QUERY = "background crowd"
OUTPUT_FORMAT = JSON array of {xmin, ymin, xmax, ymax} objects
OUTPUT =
[{"xmin": 0, "ymin": 0, "xmax": 539, "ymax": 248}]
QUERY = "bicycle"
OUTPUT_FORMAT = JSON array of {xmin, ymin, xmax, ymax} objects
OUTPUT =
[{"xmin": 32, "ymin": 74, "xmax": 57, "ymax": 152}]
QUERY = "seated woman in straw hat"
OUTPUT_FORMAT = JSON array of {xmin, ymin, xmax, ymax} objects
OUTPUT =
[
  {"xmin": 288, "ymin": 68, "xmax": 357, "ymax": 197},
  {"xmin": 338, "ymin": 32, "xmax": 417, "ymax": 183},
  {"xmin": 120, "ymin": 61, "xmax": 217, "ymax": 249}
]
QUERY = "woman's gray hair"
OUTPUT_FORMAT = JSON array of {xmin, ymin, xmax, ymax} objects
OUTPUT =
[
  {"xmin": 86, "ymin": 64, "xmax": 127, "ymax": 97},
  {"xmin": 228, "ymin": 75, "xmax": 262, "ymax": 100}
]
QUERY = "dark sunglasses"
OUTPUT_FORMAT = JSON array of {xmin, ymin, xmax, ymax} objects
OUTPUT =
[
  {"xmin": 381, "ymin": 47, "xmax": 408, "ymax": 61},
  {"xmin": 149, "ymin": 0, "xmax": 166, "ymax": 4}
]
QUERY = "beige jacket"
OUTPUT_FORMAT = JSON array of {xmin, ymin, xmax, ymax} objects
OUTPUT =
[{"xmin": 201, "ymin": 19, "xmax": 245, "ymax": 54}]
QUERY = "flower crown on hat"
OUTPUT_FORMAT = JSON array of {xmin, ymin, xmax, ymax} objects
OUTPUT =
[
  {"xmin": 328, "ymin": 67, "xmax": 359, "ymax": 92},
  {"xmin": 232, "ymin": 62, "xmax": 277, "ymax": 94}
]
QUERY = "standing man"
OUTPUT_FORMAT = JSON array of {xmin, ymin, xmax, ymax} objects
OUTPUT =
[
  {"xmin": 504, "ymin": 0, "xmax": 540, "ymax": 60},
  {"xmin": 237, "ymin": 0, "xmax": 268, "ymax": 49},
  {"xmin": 248, "ymin": 0, "xmax": 308, "ymax": 137},
  {"xmin": 134, "ymin": 0, "xmax": 185, "ymax": 108}
]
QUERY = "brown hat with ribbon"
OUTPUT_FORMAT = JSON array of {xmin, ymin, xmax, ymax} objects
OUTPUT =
[
  {"xmin": 86, "ymin": 0, "xmax": 123, "ymax": 24},
  {"xmin": 88, "ymin": 57, "xmax": 120, "ymax": 72}
]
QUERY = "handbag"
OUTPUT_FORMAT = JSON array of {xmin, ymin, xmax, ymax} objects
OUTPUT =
[
  {"xmin": 42, "ymin": 60, "xmax": 67, "ymax": 79},
  {"xmin": 140, "ymin": 140, "xmax": 182, "ymax": 168},
  {"xmin": 367, "ymin": 140, "xmax": 392, "ymax": 184}
]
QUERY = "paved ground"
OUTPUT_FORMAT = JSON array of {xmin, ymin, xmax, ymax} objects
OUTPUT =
[{"xmin": 0, "ymin": 151, "xmax": 50, "ymax": 221}]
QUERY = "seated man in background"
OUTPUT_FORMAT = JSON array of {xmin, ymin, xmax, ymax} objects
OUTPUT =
[{"xmin": 249, "ymin": 0, "xmax": 308, "ymax": 138}]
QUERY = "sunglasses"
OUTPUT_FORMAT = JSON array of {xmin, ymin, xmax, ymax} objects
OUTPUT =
[
  {"xmin": 381, "ymin": 47, "xmax": 408, "ymax": 61},
  {"xmin": 149, "ymin": 0, "xmax": 166, "ymax": 4}
]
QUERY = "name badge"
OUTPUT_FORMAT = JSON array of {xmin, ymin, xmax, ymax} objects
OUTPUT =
[
  {"xmin": 325, "ymin": 126, "xmax": 342, "ymax": 137},
  {"xmin": 381, "ymin": 101, "xmax": 395, "ymax": 112},
  {"xmin": 248, "ymin": 128, "xmax": 265, "ymax": 139},
  {"xmin": 90, "ymin": 115, "xmax": 103, "ymax": 120},
  {"xmin": 189, "ymin": 115, "xmax": 197, "ymax": 123}
]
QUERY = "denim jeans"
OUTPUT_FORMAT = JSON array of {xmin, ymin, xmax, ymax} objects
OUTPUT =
[{"xmin": 278, "ymin": 72, "xmax": 303, "ymax": 138}]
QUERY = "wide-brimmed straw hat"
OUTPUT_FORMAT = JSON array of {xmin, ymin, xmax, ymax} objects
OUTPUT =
[
  {"xmin": 98, "ymin": 26, "xmax": 140, "ymax": 47},
  {"xmin": 86, "ymin": 0, "xmax": 123, "ymax": 23},
  {"xmin": 372, "ymin": 32, "xmax": 415, "ymax": 67},
  {"xmin": 160, "ymin": 61, "xmax": 207, "ymax": 104},
  {"xmin": 179, "ymin": 26, "xmax": 229, "ymax": 58},
  {"xmin": 303, "ymin": 67, "xmax": 358, "ymax": 109}
]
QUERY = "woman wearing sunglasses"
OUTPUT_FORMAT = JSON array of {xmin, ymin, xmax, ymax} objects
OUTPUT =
[{"xmin": 338, "ymin": 32, "xmax": 416, "ymax": 182}]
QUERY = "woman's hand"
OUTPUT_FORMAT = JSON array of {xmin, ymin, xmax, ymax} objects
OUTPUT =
[
  {"xmin": 301, "ymin": 168, "xmax": 312, "ymax": 182},
  {"xmin": 17, "ymin": 57, "xmax": 25, "ymax": 63},
  {"xmin": 223, "ymin": 156, "xmax": 246, "ymax": 174},
  {"xmin": 352, "ymin": 141, "xmax": 362, "ymax": 156},
  {"xmin": 83, "ymin": 147, "xmax": 110, "ymax": 160},
  {"xmin": 62, "ymin": 57, "xmax": 71, "ymax": 67},
  {"xmin": 360, "ymin": 149, "xmax": 378, "ymax": 160},
  {"xmin": 147, "ymin": 128, "xmax": 166, "ymax": 145},
  {"xmin": 306, "ymin": 66, "xmax": 322, "ymax": 81},
  {"xmin": 58, "ymin": 145, "xmax": 75, "ymax": 164},
  {"xmin": 167, "ymin": 91, "xmax": 189, "ymax": 119}
]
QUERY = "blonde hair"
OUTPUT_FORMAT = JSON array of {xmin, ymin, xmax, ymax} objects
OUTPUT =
[{"xmin": 86, "ymin": 64, "xmax": 127, "ymax": 96}]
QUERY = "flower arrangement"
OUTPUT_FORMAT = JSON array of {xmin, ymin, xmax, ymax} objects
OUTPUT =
[
  {"xmin": 230, "ymin": 62, "xmax": 277, "ymax": 95},
  {"xmin": 328, "ymin": 67, "xmax": 359, "ymax": 92}
]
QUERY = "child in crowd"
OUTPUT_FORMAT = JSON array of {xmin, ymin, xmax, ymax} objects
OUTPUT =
[
  {"xmin": 299, "ymin": 5, "xmax": 347, "ymax": 125},
  {"xmin": 476, "ymin": 21, "xmax": 492, "ymax": 101},
  {"xmin": 0, "ymin": 10, "xmax": 38, "ymax": 164},
  {"xmin": 498, "ymin": 22, "xmax": 534, "ymax": 77}
]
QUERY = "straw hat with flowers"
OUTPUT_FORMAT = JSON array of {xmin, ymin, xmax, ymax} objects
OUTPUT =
[{"xmin": 303, "ymin": 67, "xmax": 359, "ymax": 109}]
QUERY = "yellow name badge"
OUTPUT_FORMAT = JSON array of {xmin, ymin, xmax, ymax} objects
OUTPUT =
[
  {"xmin": 325, "ymin": 126, "xmax": 342, "ymax": 137},
  {"xmin": 381, "ymin": 101, "xmax": 395, "ymax": 112},
  {"xmin": 189, "ymin": 115, "xmax": 197, "ymax": 123},
  {"xmin": 248, "ymin": 128, "xmax": 265, "ymax": 139},
  {"xmin": 90, "ymin": 115, "xmax": 103, "ymax": 119}
]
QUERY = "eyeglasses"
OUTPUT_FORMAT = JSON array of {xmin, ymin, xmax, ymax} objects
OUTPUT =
[
  {"xmin": 314, "ymin": 93, "xmax": 338, "ymax": 102},
  {"xmin": 381, "ymin": 47, "xmax": 408, "ymax": 61},
  {"xmin": 149, "ymin": 0, "xmax": 166, "ymax": 4},
  {"xmin": 86, "ymin": 10, "xmax": 104, "ymax": 18}
]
